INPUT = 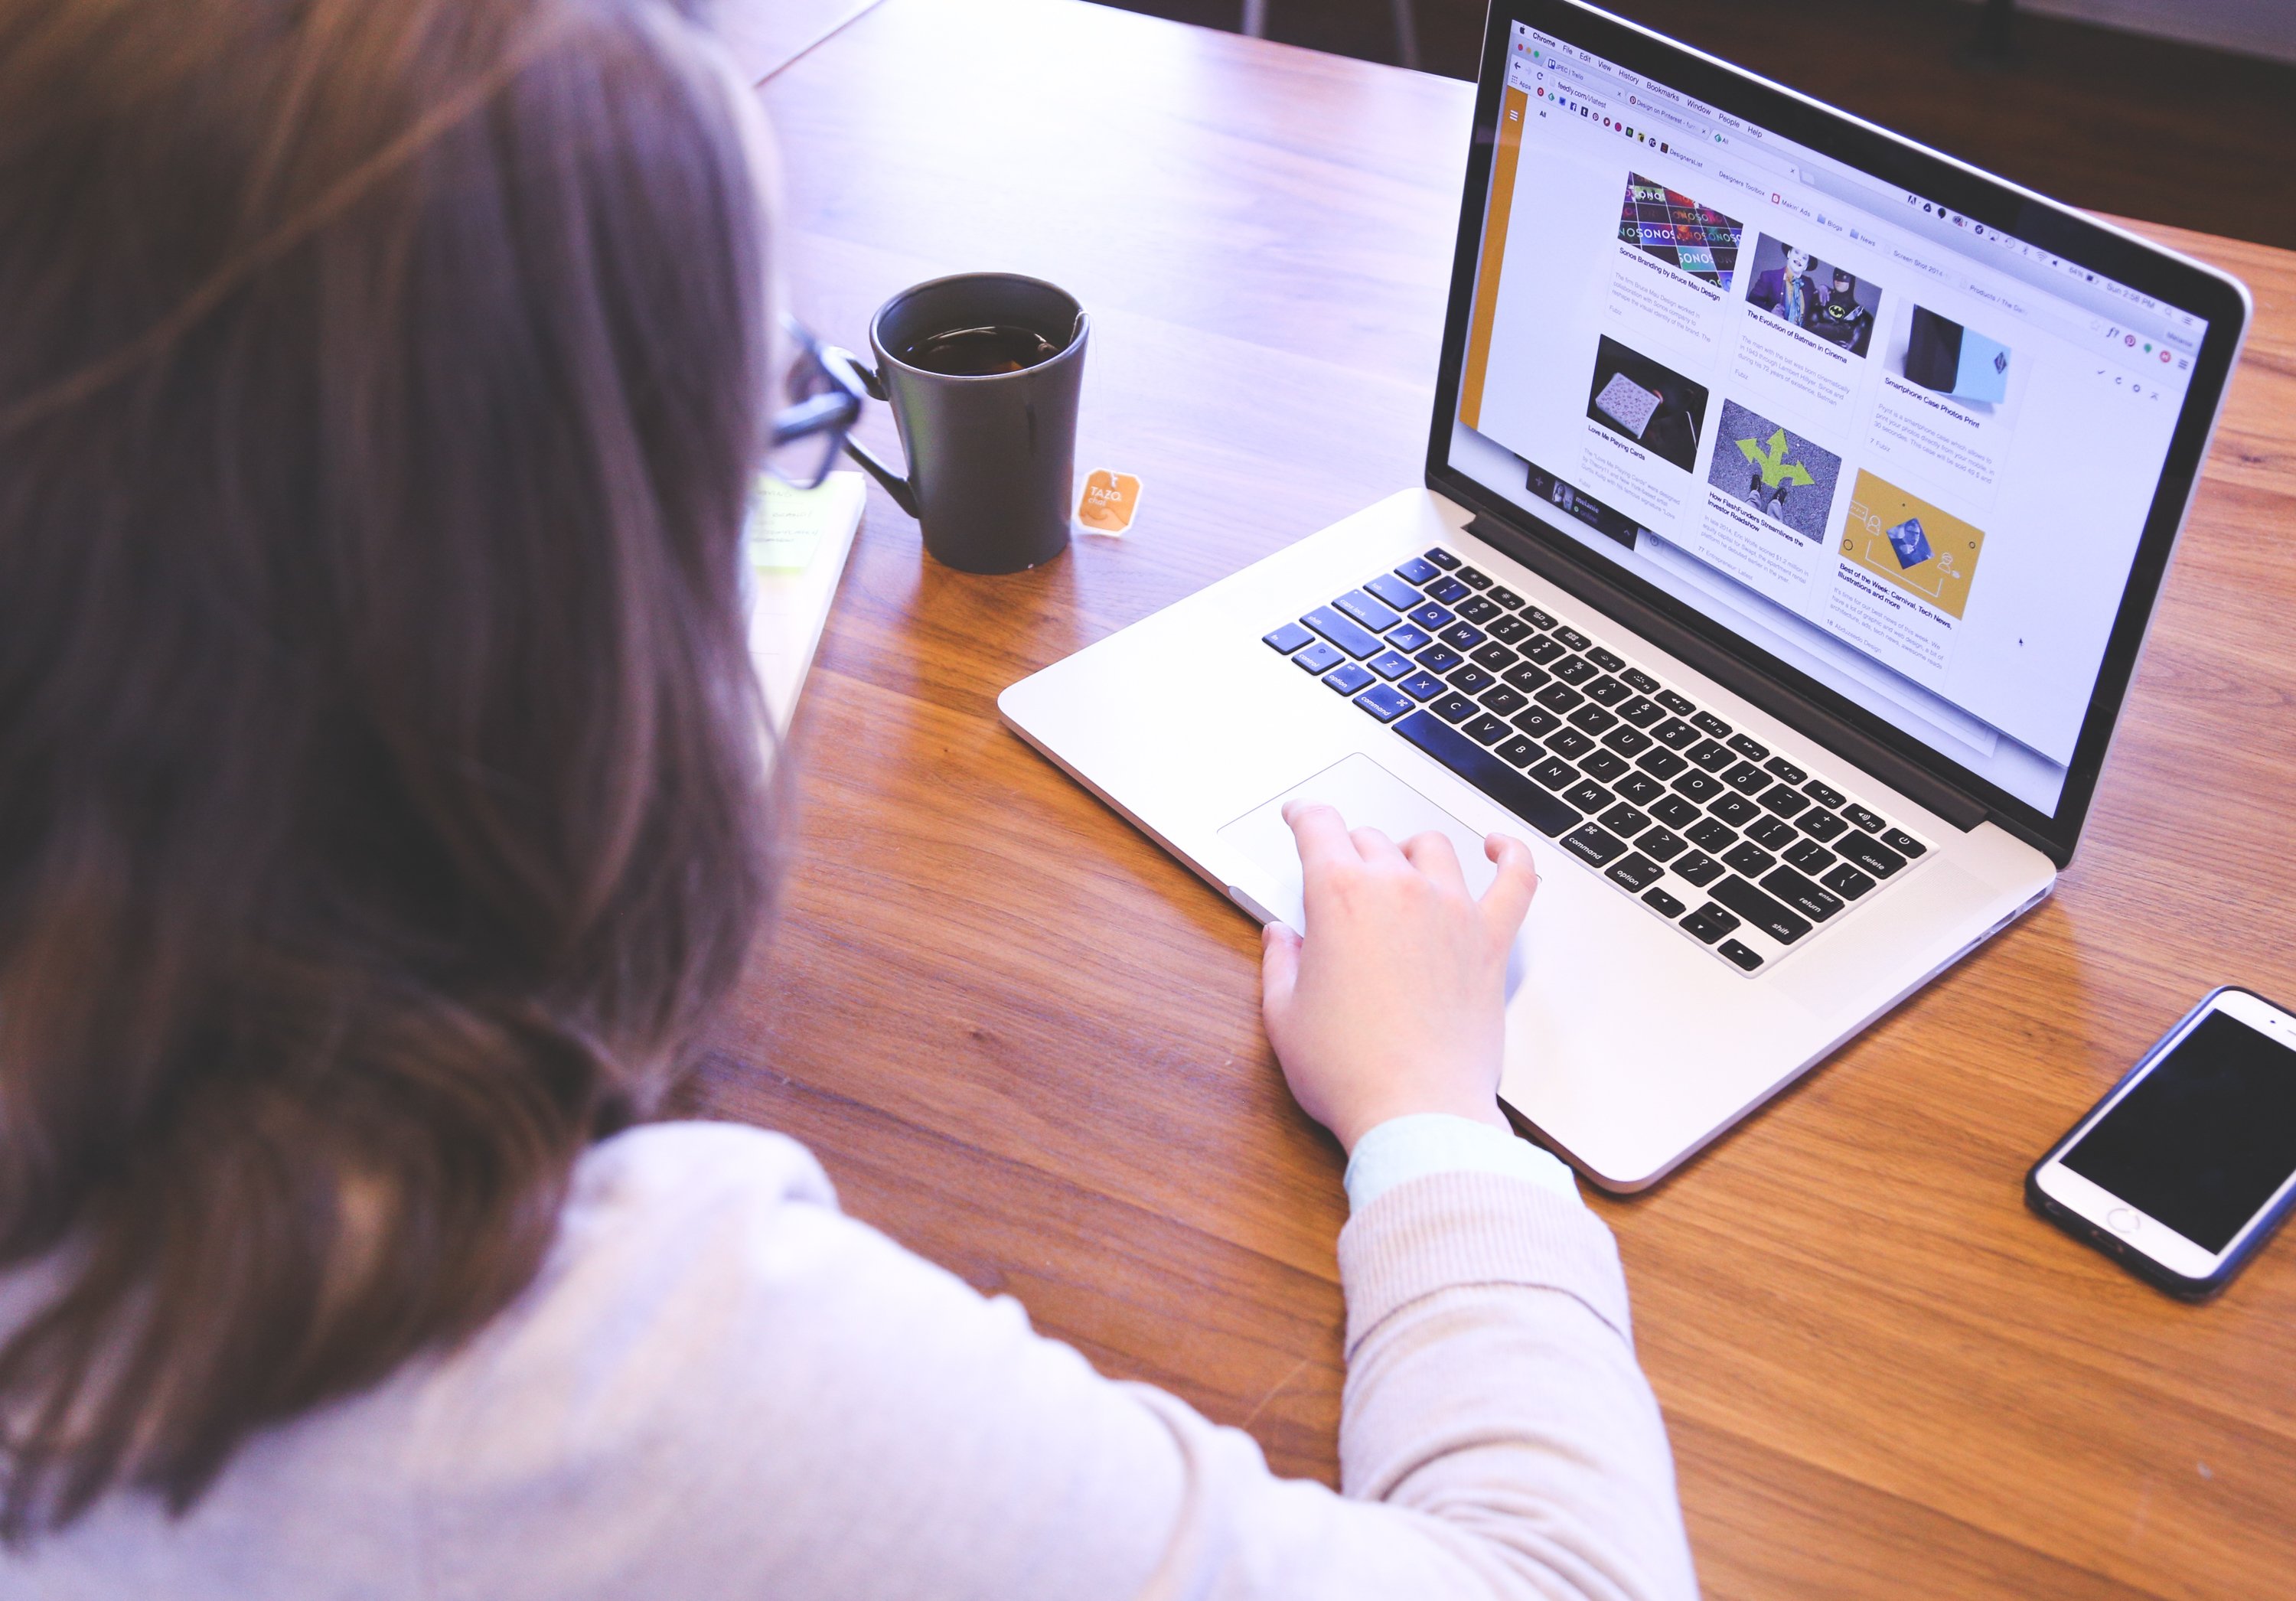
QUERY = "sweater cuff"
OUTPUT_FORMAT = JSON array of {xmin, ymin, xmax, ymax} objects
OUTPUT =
[
  {"xmin": 1343, "ymin": 1113, "xmax": 1581, "ymax": 1213},
  {"xmin": 1336, "ymin": 1169, "xmax": 1632, "ymax": 1358}
]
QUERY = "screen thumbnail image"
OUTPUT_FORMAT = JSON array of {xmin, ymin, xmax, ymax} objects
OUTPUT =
[
  {"xmin": 1618, "ymin": 173, "xmax": 1743, "ymax": 292},
  {"xmin": 1743, "ymin": 236, "xmax": 1883, "ymax": 357},
  {"xmin": 1898, "ymin": 305, "xmax": 2012, "ymax": 406},
  {"xmin": 1838, "ymin": 469, "xmax": 1986, "ymax": 618},
  {"xmin": 1706, "ymin": 399, "xmax": 1842, "ymax": 543},
  {"xmin": 1586, "ymin": 335, "xmax": 1710, "ymax": 472}
]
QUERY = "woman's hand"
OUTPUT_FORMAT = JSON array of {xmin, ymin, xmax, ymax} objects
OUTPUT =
[{"xmin": 1259, "ymin": 800, "xmax": 1539, "ymax": 1154}]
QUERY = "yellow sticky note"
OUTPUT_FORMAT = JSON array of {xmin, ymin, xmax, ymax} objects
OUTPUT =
[{"xmin": 1076, "ymin": 469, "xmax": 1143, "ymax": 536}]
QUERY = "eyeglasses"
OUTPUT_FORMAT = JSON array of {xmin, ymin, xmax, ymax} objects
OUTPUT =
[{"xmin": 765, "ymin": 319, "xmax": 869, "ymax": 491}]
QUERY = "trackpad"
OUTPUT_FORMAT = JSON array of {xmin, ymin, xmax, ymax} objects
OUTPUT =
[{"xmin": 1217, "ymin": 752, "xmax": 1503, "ymax": 936}]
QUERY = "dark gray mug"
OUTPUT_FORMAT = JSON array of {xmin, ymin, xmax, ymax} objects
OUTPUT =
[{"xmin": 840, "ymin": 272, "xmax": 1087, "ymax": 575}]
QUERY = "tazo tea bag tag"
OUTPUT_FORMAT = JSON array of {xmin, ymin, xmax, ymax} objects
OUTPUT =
[{"xmin": 1076, "ymin": 469, "xmax": 1143, "ymax": 536}]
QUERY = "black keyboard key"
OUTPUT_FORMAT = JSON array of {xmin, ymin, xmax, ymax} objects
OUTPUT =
[
  {"xmin": 1564, "ymin": 823, "xmax": 1627, "ymax": 867},
  {"xmin": 1722, "ymin": 842, "xmax": 1776, "ymax": 876},
  {"xmin": 1454, "ymin": 564, "xmax": 1493, "ymax": 591},
  {"xmin": 1522, "ymin": 605, "xmax": 1558, "ymax": 629},
  {"xmin": 1422, "ymin": 547, "xmax": 1460, "ymax": 570},
  {"xmin": 1616, "ymin": 695, "xmax": 1663, "ymax": 729},
  {"xmin": 1519, "ymin": 634, "xmax": 1566, "ymax": 664},
  {"xmin": 1264, "ymin": 621, "xmax": 1314, "ymax": 654},
  {"xmin": 1303, "ymin": 605, "xmax": 1382, "ymax": 658},
  {"xmin": 1324, "ymin": 662, "xmax": 1375, "ymax": 696},
  {"xmin": 1671, "ymin": 770, "xmax": 1723, "ymax": 803},
  {"xmin": 1294, "ymin": 640, "xmax": 1344, "ymax": 674},
  {"xmin": 1802, "ymin": 779, "xmax": 1846, "ymax": 809},
  {"xmin": 1688, "ymin": 817, "xmax": 1737, "ymax": 852},
  {"xmin": 1398, "ymin": 670, "xmax": 1446, "ymax": 701},
  {"xmin": 1511, "ymin": 706, "xmax": 1562, "ymax": 739},
  {"xmin": 1501, "ymin": 661, "xmax": 1552, "ymax": 693},
  {"xmin": 1469, "ymin": 641, "xmax": 1517, "ymax": 672},
  {"xmin": 1446, "ymin": 664, "xmax": 1495, "ymax": 695},
  {"xmin": 1691, "ymin": 711, "xmax": 1732, "ymax": 739},
  {"xmin": 1583, "ymin": 675, "xmax": 1630, "ymax": 707},
  {"xmin": 1746, "ymin": 815, "xmax": 1796, "ymax": 851},
  {"xmin": 1546, "ymin": 727, "xmax": 1596, "ymax": 760},
  {"xmin": 1710, "ymin": 793, "xmax": 1758, "ymax": 827},
  {"xmin": 1385, "ymin": 623, "xmax": 1433, "ymax": 654},
  {"xmin": 1797, "ymin": 807, "xmax": 1848, "ymax": 843},
  {"xmin": 1760, "ymin": 865, "xmax": 1844, "ymax": 922},
  {"xmin": 1606, "ymin": 853, "xmax": 1665, "ymax": 892},
  {"xmin": 1784, "ymin": 838, "xmax": 1837, "ymax": 874},
  {"xmin": 1489, "ymin": 615, "xmax": 1534, "ymax": 644},
  {"xmin": 1553, "ymin": 625, "xmax": 1592, "ymax": 651},
  {"xmin": 1438, "ymin": 621, "xmax": 1486, "ymax": 651},
  {"xmin": 1763, "ymin": 755, "xmax": 1808, "ymax": 785},
  {"xmin": 1642, "ymin": 886, "xmax": 1686, "ymax": 918},
  {"xmin": 1834, "ymin": 831, "xmax": 1906, "ymax": 879},
  {"xmin": 1656, "ymin": 689, "xmax": 1696, "ymax": 716},
  {"xmin": 1674, "ymin": 851, "xmax": 1724, "ymax": 887},
  {"xmin": 1431, "ymin": 692, "xmax": 1476, "ymax": 723},
  {"xmin": 1479, "ymin": 684, "xmax": 1529, "ymax": 717},
  {"xmin": 1425, "ymin": 576, "xmax": 1472, "ymax": 605},
  {"xmin": 1394, "ymin": 711, "xmax": 1581, "ymax": 837},
  {"xmin": 1614, "ymin": 771, "xmax": 1664, "ymax": 805},
  {"xmin": 1354, "ymin": 683, "xmax": 1413, "ymax": 722},
  {"xmin": 1651, "ymin": 717, "xmax": 1700, "ymax": 750},
  {"xmin": 1495, "ymin": 735, "xmax": 1542, "ymax": 767},
  {"xmin": 1598, "ymin": 802, "xmax": 1650, "ymax": 838},
  {"xmin": 1456, "ymin": 595, "xmax": 1501, "ymax": 624},
  {"xmin": 1636, "ymin": 747, "xmax": 1688, "ymax": 781},
  {"xmin": 1551, "ymin": 654, "xmax": 1597, "ymax": 685},
  {"xmin": 1586, "ymin": 645, "xmax": 1626, "ymax": 673},
  {"xmin": 1567, "ymin": 703, "xmax": 1618, "ymax": 735},
  {"xmin": 1623, "ymin": 667, "xmax": 1661, "ymax": 694},
  {"xmin": 1487, "ymin": 585, "xmax": 1526, "ymax": 610},
  {"xmin": 1463, "ymin": 712, "xmax": 1511, "ymax": 745},
  {"xmin": 1603, "ymin": 725, "xmax": 1653, "ymax": 758},
  {"xmin": 1821, "ymin": 862, "xmax": 1877, "ymax": 900},
  {"xmin": 1581, "ymin": 749, "xmax": 1630, "ymax": 783},
  {"xmin": 1563, "ymin": 779, "xmax": 1614, "ymax": 814},
  {"xmin": 1726, "ymin": 733, "xmax": 1769, "ymax": 762},
  {"xmin": 1722, "ymin": 762, "xmax": 1769, "ymax": 795},
  {"xmin": 1368, "ymin": 649, "xmax": 1414, "ymax": 680},
  {"xmin": 1636, "ymin": 825, "xmax": 1687, "ymax": 862},
  {"xmin": 1843, "ymin": 803, "xmax": 1886, "ymax": 833},
  {"xmin": 1334, "ymin": 589, "xmax": 1403, "ymax": 633},
  {"xmin": 1651, "ymin": 794, "xmax": 1698, "ymax": 828},
  {"xmin": 1533, "ymin": 683, "xmax": 1584, "ymax": 714},
  {"xmin": 1718, "ymin": 938, "xmax": 1764, "ymax": 971},
  {"xmin": 1394, "ymin": 556, "xmax": 1442, "ymax": 584},
  {"xmin": 1881, "ymin": 827, "xmax": 1927, "ymax": 859},
  {"xmin": 1681, "ymin": 903, "xmax": 1739, "ymax": 943},
  {"xmin": 1407, "ymin": 601, "xmax": 1454, "ymax": 631},
  {"xmin": 1415, "ymin": 643, "xmax": 1464, "ymax": 673},
  {"xmin": 1758, "ymin": 784, "xmax": 1812, "ymax": 818},
  {"xmin": 1528, "ymin": 755, "xmax": 1577, "ymax": 789},
  {"xmin": 1712, "ymin": 875, "xmax": 1814, "ymax": 944},
  {"xmin": 1365, "ymin": 572, "xmax": 1423, "ymax": 611},
  {"xmin": 1688, "ymin": 739, "xmax": 1736, "ymax": 772}
]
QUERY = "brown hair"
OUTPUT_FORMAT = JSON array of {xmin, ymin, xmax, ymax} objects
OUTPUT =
[{"xmin": 0, "ymin": 0, "xmax": 775, "ymax": 1537}]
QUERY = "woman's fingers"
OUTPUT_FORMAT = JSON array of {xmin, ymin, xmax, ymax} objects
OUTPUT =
[
  {"xmin": 1400, "ymin": 830, "xmax": 1469, "ymax": 895},
  {"xmin": 1261, "ymin": 919, "xmax": 1303, "ymax": 1012},
  {"xmin": 1283, "ymin": 800, "xmax": 1359, "ymax": 878},
  {"xmin": 1479, "ymin": 833, "xmax": 1539, "ymax": 942}
]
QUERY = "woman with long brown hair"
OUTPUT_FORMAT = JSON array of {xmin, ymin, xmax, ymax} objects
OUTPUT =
[{"xmin": 0, "ymin": 0, "xmax": 1694, "ymax": 1593}]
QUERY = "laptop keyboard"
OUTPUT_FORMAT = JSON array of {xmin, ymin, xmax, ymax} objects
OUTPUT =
[{"xmin": 1261, "ymin": 546, "xmax": 1932, "ymax": 975}]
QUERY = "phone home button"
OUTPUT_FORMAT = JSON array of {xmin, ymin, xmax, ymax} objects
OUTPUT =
[{"xmin": 2106, "ymin": 1207, "xmax": 2141, "ymax": 1235}]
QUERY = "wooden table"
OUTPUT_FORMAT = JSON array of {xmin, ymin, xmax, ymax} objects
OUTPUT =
[{"xmin": 697, "ymin": 2, "xmax": 2296, "ymax": 1593}]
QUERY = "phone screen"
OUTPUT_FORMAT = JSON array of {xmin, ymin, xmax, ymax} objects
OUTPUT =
[{"xmin": 2062, "ymin": 1009, "xmax": 2296, "ymax": 1252}]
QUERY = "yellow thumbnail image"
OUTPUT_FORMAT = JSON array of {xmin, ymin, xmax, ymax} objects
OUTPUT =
[{"xmin": 1838, "ymin": 469, "xmax": 1985, "ymax": 620}]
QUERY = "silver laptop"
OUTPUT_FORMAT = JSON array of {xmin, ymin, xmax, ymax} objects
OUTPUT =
[{"xmin": 1000, "ymin": 0, "xmax": 2251, "ymax": 1189}]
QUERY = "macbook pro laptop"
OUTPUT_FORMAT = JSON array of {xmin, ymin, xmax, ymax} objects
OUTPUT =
[{"xmin": 1000, "ymin": 0, "xmax": 2252, "ymax": 1189}]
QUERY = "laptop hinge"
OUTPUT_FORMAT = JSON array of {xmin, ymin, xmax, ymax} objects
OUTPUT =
[{"xmin": 1461, "ymin": 509, "xmax": 1990, "ymax": 833}]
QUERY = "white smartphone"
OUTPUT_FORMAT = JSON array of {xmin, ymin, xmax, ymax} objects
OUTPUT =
[{"xmin": 2028, "ymin": 987, "xmax": 2296, "ymax": 1299}]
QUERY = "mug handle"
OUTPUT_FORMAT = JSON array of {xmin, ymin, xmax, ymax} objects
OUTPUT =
[{"xmin": 825, "ymin": 349, "xmax": 920, "ymax": 519}]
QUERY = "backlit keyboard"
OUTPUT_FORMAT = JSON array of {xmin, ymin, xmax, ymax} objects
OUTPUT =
[{"xmin": 1262, "ymin": 546, "xmax": 1932, "ymax": 974}]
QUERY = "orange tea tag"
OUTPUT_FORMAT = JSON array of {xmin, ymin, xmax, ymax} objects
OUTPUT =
[{"xmin": 1076, "ymin": 468, "xmax": 1143, "ymax": 536}]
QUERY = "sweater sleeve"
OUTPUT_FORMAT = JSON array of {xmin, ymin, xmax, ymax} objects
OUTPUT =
[{"xmin": 417, "ymin": 1123, "xmax": 1696, "ymax": 1601}]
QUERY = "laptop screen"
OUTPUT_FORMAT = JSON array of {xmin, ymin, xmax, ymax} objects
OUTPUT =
[{"xmin": 1441, "ymin": 11, "xmax": 2232, "ymax": 827}]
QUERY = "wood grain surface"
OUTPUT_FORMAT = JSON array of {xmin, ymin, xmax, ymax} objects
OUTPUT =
[{"xmin": 694, "ymin": 2, "xmax": 2296, "ymax": 1592}]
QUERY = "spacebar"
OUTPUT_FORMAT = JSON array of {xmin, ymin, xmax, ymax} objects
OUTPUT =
[{"xmin": 1394, "ymin": 712, "xmax": 1579, "ymax": 838}]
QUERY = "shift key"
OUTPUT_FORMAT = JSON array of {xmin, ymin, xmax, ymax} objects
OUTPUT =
[{"xmin": 1711, "ymin": 875, "xmax": 1814, "ymax": 944}]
